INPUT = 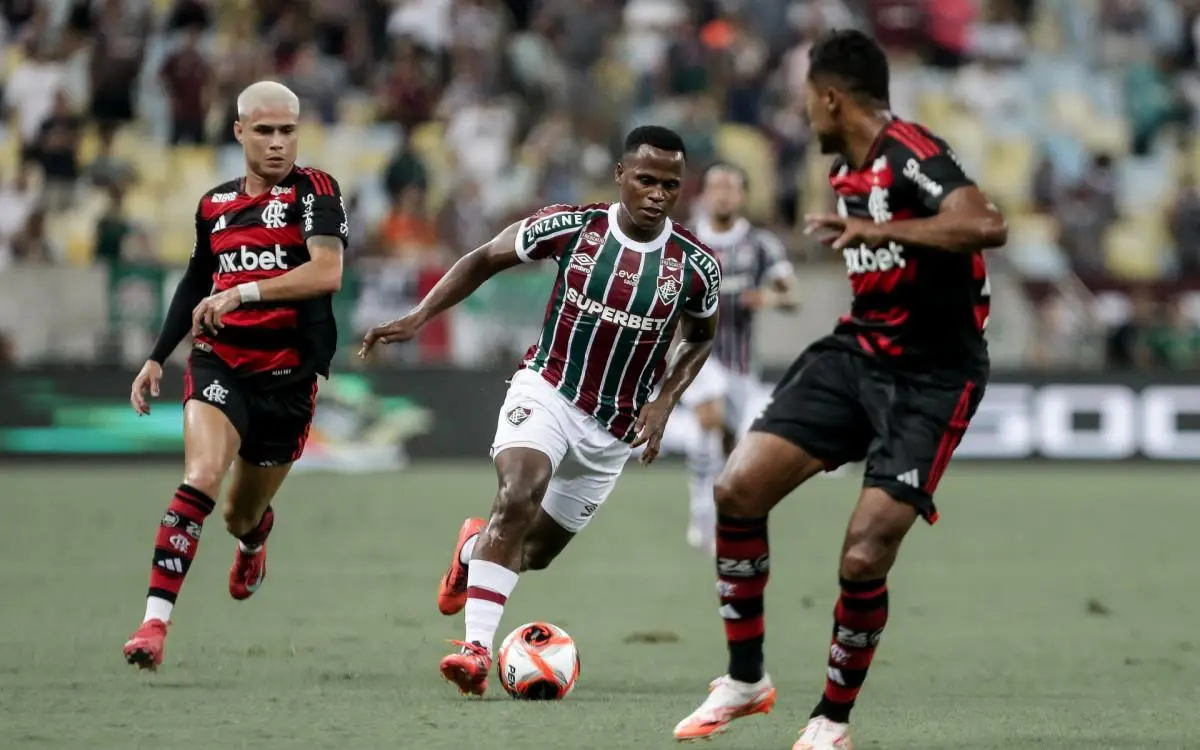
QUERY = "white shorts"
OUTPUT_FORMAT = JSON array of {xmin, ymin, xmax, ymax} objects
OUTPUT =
[
  {"xmin": 490, "ymin": 369, "xmax": 632, "ymax": 532},
  {"xmin": 679, "ymin": 358, "xmax": 771, "ymax": 438}
]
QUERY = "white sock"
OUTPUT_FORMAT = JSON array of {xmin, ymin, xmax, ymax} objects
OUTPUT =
[
  {"xmin": 238, "ymin": 541, "xmax": 261, "ymax": 554},
  {"xmin": 463, "ymin": 559, "xmax": 519, "ymax": 653},
  {"xmin": 144, "ymin": 596, "xmax": 173, "ymax": 624},
  {"xmin": 459, "ymin": 533, "xmax": 479, "ymax": 565},
  {"xmin": 686, "ymin": 430, "xmax": 723, "ymax": 536}
]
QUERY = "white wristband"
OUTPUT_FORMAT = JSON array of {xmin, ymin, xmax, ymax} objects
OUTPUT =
[{"xmin": 237, "ymin": 282, "xmax": 261, "ymax": 303}]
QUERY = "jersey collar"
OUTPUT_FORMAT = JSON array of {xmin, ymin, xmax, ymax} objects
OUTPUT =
[{"xmin": 609, "ymin": 202, "xmax": 672, "ymax": 253}]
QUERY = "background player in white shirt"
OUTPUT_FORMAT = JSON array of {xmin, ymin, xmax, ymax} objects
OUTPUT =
[{"xmin": 680, "ymin": 163, "xmax": 798, "ymax": 552}]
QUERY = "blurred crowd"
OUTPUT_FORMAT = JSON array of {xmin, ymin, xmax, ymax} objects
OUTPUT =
[{"xmin": 1, "ymin": 0, "xmax": 1199, "ymax": 370}]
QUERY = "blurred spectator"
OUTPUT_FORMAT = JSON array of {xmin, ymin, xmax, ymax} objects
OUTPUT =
[
  {"xmin": 1146, "ymin": 295, "xmax": 1200, "ymax": 368},
  {"xmin": 87, "ymin": 126, "xmax": 137, "ymax": 190},
  {"xmin": 437, "ymin": 178, "xmax": 493, "ymax": 254},
  {"xmin": 89, "ymin": 0, "xmax": 150, "ymax": 139},
  {"xmin": 5, "ymin": 39, "xmax": 66, "ymax": 163},
  {"xmin": 0, "ymin": 165, "xmax": 38, "ymax": 269},
  {"xmin": 283, "ymin": 43, "xmax": 345, "ymax": 124},
  {"xmin": 1124, "ymin": 53, "xmax": 1188, "ymax": 156},
  {"xmin": 1106, "ymin": 287, "xmax": 1156, "ymax": 368},
  {"xmin": 383, "ymin": 143, "xmax": 429, "ymax": 200},
  {"xmin": 35, "ymin": 91, "xmax": 83, "ymax": 212},
  {"xmin": 377, "ymin": 186, "xmax": 440, "ymax": 264},
  {"xmin": 213, "ymin": 23, "xmax": 270, "ymax": 144},
  {"xmin": 866, "ymin": 0, "xmax": 925, "ymax": 57},
  {"xmin": 93, "ymin": 187, "xmax": 150, "ymax": 269},
  {"xmin": 9, "ymin": 208, "xmax": 58, "ymax": 266},
  {"xmin": 925, "ymin": 0, "xmax": 978, "ymax": 70},
  {"xmin": 1168, "ymin": 171, "xmax": 1200, "ymax": 276},
  {"xmin": 1056, "ymin": 185, "xmax": 1111, "ymax": 277},
  {"xmin": 376, "ymin": 40, "xmax": 439, "ymax": 128},
  {"xmin": 159, "ymin": 24, "xmax": 214, "ymax": 145}
]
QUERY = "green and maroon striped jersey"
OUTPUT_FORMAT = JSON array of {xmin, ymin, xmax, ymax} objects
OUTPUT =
[{"xmin": 515, "ymin": 202, "xmax": 722, "ymax": 442}]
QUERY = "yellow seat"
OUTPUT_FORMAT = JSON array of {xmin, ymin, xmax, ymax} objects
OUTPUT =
[
  {"xmin": 157, "ymin": 223, "xmax": 195, "ymax": 264},
  {"xmin": 983, "ymin": 138, "xmax": 1034, "ymax": 213},
  {"xmin": 1104, "ymin": 219, "xmax": 1167, "ymax": 280},
  {"xmin": 715, "ymin": 124, "xmax": 774, "ymax": 220}
]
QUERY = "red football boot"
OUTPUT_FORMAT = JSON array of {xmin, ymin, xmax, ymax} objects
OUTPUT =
[
  {"xmin": 229, "ymin": 542, "xmax": 267, "ymax": 600},
  {"xmin": 123, "ymin": 619, "xmax": 169, "ymax": 671},
  {"xmin": 437, "ymin": 518, "xmax": 486, "ymax": 615},
  {"xmin": 439, "ymin": 640, "xmax": 492, "ymax": 696}
]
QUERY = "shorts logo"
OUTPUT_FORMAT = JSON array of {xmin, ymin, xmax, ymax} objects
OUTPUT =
[
  {"xmin": 657, "ymin": 275, "xmax": 681, "ymax": 305},
  {"xmin": 506, "ymin": 406, "xmax": 532, "ymax": 427},
  {"xmin": 202, "ymin": 380, "xmax": 229, "ymax": 405},
  {"xmin": 580, "ymin": 502, "xmax": 598, "ymax": 518}
]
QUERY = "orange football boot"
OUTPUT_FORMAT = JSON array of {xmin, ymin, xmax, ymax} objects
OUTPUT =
[
  {"xmin": 123, "ymin": 619, "xmax": 169, "ymax": 671},
  {"xmin": 439, "ymin": 640, "xmax": 492, "ymax": 696},
  {"xmin": 229, "ymin": 542, "xmax": 267, "ymax": 600},
  {"xmin": 437, "ymin": 518, "xmax": 486, "ymax": 615}
]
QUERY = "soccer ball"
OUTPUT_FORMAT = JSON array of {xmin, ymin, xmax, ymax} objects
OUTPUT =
[{"xmin": 496, "ymin": 622, "xmax": 580, "ymax": 700}]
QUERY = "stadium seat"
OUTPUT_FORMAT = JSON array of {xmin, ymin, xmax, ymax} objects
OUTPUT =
[
  {"xmin": 1103, "ymin": 218, "xmax": 1168, "ymax": 280},
  {"xmin": 714, "ymin": 124, "xmax": 774, "ymax": 220},
  {"xmin": 983, "ymin": 138, "xmax": 1034, "ymax": 213}
]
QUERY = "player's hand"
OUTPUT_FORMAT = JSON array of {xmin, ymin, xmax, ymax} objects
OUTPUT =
[
  {"xmin": 632, "ymin": 397, "xmax": 674, "ymax": 465},
  {"xmin": 191, "ymin": 289, "xmax": 242, "ymax": 337},
  {"xmin": 130, "ymin": 359, "xmax": 163, "ymax": 416},
  {"xmin": 739, "ymin": 288, "xmax": 768, "ymax": 310},
  {"xmin": 804, "ymin": 214, "xmax": 884, "ymax": 251},
  {"xmin": 359, "ymin": 310, "xmax": 426, "ymax": 358}
]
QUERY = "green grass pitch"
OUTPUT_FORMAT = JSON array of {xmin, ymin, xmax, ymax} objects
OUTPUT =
[{"xmin": 0, "ymin": 462, "xmax": 1196, "ymax": 749}]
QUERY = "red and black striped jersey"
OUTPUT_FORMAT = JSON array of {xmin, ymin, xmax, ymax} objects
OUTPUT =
[
  {"xmin": 825, "ymin": 116, "xmax": 990, "ymax": 375},
  {"xmin": 186, "ymin": 166, "xmax": 348, "ymax": 385}
]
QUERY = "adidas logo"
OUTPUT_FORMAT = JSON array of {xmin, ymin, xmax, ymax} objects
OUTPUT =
[
  {"xmin": 211, "ymin": 215, "xmax": 227, "ymax": 234},
  {"xmin": 895, "ymin": 469, "xmax": 919, "ymax": 487},
  {"xmin": 718, "ymin": 603, "xmax": 741, "ymax": 620},
  {"xmin": 156, "ymin": 557, "xmax": 183, "ymax": 573}
]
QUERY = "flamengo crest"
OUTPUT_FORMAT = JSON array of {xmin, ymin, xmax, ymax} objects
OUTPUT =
[{"xmin": 506, "ymin": 406, "xmax": 532, "ymax": 427}]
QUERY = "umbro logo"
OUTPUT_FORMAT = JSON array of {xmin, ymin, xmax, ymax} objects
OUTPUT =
[
  {"xmin": 568, "ymin": 253, "xmax": 596, "ymax": 274},
  {"xmin": 895, "ymin": 469, "xmax": 919, "ymax": 487}
]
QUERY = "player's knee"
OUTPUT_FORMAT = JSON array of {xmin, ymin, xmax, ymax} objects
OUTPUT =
[
  {"xmin": 839, "ymin": 535, "xmax": 896, "ymax": 580},
  {"xmin": 489, "ymin": 482, "xmax": 543, "ymax": 537},
  {"xmin": 520, "ymin": 540, "xmax": 557, "ymax": 571},
  {"xmin": 713, "ymin": 474, "xmax": 763, "ymax": 519},
  {"xmin": 182, "ymin": 464, "xmax": 225, "ymax": 499},
  {"xmin": 695, "ymin": 400, "xmax": 724, "ymax": 432}
]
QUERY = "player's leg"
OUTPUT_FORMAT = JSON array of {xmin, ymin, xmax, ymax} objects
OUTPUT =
[
  {"xmin": 437, "ymin": 371, "xmax": 570, "ymax": 695},
  {"xmin": 519, "ymin": 432, "xmax": 630, "ymax": 571},
  {"xmin": 686, "ymin": 397, "xmax": 724, "ymax": 553},
  {"xmin": 675, "ymin": 349, "xmax": 871, "ymax": 740},
  {"xmin": 223, "ymin": 377, "xmax": 319, "ymax": 601},
  {"xmin": 124, "ymin": 361, "xmax": 249, "ymax": 670},
  {"xmin": 679, "ymin": 358, "xmax": 728, "ymax": 553},
  {"xmin": 223, "ymin": 459, "xmax": 290, "ymax": 600},
  {"xmin": 797, "ymin": 375, "xmax": 984, "ymax": 750}
]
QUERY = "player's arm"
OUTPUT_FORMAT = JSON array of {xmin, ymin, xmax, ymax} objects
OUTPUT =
[
  {"xmin": 655, "ymin": 312, "xmax": 718, "ymax": 407},
  {"xmin": 361, "ymin": 206, "xmax": 578, "ymax": 353},
  {"xmin": 808, "ymin": 151, "xmax": 1007, "ymax": 253},
  {"xmin": 752, "ymin": 232, "xmax": 800, "ymax": 311},
  {"xmin": 405, "ymin": 221, "xmax": 526, "ymax": 325},
  {"xmin": 148, "ymin": 212, "xmax": 216, "ymax": 365},
  {"xmin": 250, "ymin": 173, "xmax": 350, "ymax": 302},
  {"xmin": 873, "ymin": 182, "xmax": 1007, "ymax": 253}
]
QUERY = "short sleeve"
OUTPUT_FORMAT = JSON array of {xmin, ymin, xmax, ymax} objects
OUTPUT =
[
  {"xmin": 298, "ymin": 169, "xmax": 349, "ymax": 247},
  {"xmin": 514, "ymin": 204, "xmax": 586, "ymax": 263},
  {"xmin": 903, "ymin": 150, "xmax": 975, "ymax": 213},
  {"xmin": 756, "ymin": 230, "xmax": 794, "ymax": 283},
  {"xmin": 683, "ymin": 250, "xmax": 722, "ymax": 318}
]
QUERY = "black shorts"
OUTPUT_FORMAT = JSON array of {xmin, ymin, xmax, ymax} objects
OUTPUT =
[
  {"xmin": 752, "ymin": 345, "xmax": 986, "ymax": 523},
  {"xmin": 184, "ymin": 354, "xmax": 319, "ymax": 467}
]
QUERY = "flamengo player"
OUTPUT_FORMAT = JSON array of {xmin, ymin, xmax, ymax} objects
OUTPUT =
[
  {"xmin": 360, "ymin": 126, "xmax": 721, "ymax": 696},
  {"xmin": 679, "ymin": 163, "xmax": 797, "ymax": 553},
  {"xmin": 673, "ymin": 31, "xmax": 1006, "ymax": 748},
  {"xmin": 122, "ymin": 81, "xmax": 349, "ymax": 670}
]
